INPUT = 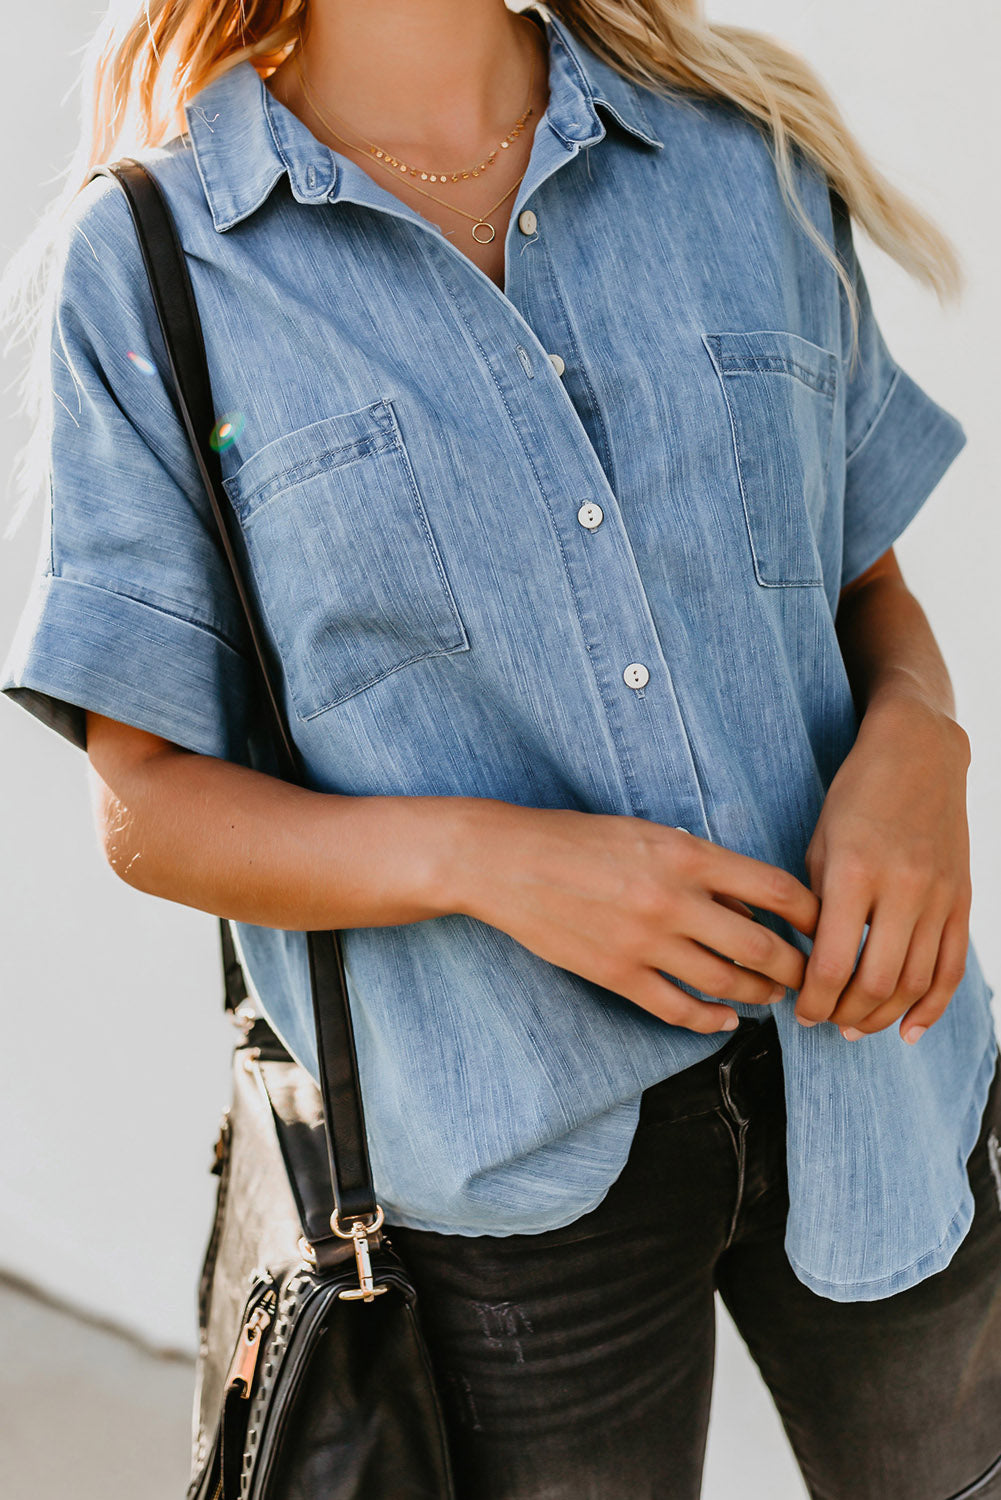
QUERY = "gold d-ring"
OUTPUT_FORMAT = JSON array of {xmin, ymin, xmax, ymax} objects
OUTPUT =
[{"xmin": 330, "ymin": 1204, "xmax": 384, "ymax": 1239}]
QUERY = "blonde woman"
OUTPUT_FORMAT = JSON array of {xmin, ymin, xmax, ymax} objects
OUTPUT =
[{"xmin": 3, "ymin": 1, "xmax": 999, "ymax": 1495}]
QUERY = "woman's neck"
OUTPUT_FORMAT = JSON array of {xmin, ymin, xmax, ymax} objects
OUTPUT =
[{"xmin": 270, "ymin": 1, "xmax": 542, "ymax": 162}]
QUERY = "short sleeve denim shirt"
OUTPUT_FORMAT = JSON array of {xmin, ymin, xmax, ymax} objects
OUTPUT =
[{"xmin": 4, "ymin": 4, "xmax": 997, "ymax": 1301}]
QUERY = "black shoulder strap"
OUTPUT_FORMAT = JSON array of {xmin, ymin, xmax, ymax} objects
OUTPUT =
[
  {"xmin": 87, "ymin": 157, "xmax": 379, "ymax": 1237},
  {"xmin": 219, "ymin": 912, "xmax": 248, "ymax": 1012}
]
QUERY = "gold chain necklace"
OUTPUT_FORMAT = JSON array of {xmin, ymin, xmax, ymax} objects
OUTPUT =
[
  {"xmin": 291, "ymin": 34, "xmax": 538, "ymax": 244},
  {"xmin": 295, "ymin": 60, "xmax": 535, "ymax": 186}
]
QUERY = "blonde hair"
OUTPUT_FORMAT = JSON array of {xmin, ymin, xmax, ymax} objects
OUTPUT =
[{"xmin": 1, "ymin": 0, "xmax": 963, "ymax": 531}]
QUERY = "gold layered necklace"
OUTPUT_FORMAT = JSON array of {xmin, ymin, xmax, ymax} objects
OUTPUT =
[{"xmin": 291, "ymin": 25, "xmax": 539, "ymax": 244}]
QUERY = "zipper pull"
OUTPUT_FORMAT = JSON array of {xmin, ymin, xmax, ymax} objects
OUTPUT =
[{"xmin": 224, "ymin": 1288, "xmax": 277, "ymax": 1398}]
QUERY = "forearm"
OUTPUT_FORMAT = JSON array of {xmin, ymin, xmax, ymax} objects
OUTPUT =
[
  {"xmin": 89, "ymin": 740, "xmax": 479, "ymax": 931},
  {"xmin": 82, "ymin": 715, "xmax": 821, "ymax": 1038},
  {"xmin": 835, "ymin": 569, "xmax": 959, "ymax": 727}
]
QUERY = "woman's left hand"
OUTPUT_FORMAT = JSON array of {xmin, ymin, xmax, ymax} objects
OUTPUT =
[{"xmin": 794, "ymin": 694, "xmax": 972, "ymax": 1043}]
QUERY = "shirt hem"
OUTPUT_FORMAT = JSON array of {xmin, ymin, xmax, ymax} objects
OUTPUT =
[
  {"xmin": 786, "ymin": 1025, "xmax": 1000, "ymax": 1303},
  {"xmin": 381, "ymin": 1182, "xmax": 619, "ymax": 1237}
]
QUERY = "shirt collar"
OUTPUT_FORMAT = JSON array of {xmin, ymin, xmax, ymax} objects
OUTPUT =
[
  {"xmin": 532, "ymin": 4, "xmax": 665, "ymax": 152},
  {"xmin": 183, "ymin": 4, "xmax": 664, "ymax": 233}
]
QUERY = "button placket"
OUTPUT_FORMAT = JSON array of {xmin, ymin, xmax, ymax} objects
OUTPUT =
[{"xmin": 426, "ymin": 191, "xmax": 711, "ymax": 837}]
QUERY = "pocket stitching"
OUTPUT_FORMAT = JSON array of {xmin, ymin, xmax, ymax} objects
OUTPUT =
[
  {"xmin": 225, "ymin": 397, "xmax": 470, "ymax": 721},
  {"xmin": 381, "ymin": 398, "xmax": 467, "ymax": 622},
  {"xmin": 221, "ymin": 401, "xmax": 400, "ymax": 521},
  {"xmin": 707, "ymin": 329, "xmax": 838, "ymax": 395},
  {"xmin": 225, "ymin": 431, "xmax": 400, "ymax": 520},
  {"xmin": 703, "ymin": 331, "xmax": 835, "ymax": 589},
  {"xmin": 715, "ymin": 356, "xmax": 835, "ymax": 397},
  {"xmin": 299, "ymin": 640, "xmax": 464, "ymax": 719}
]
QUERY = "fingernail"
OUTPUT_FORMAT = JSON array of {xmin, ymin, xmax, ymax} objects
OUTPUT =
[
  {"xmin": 841, "ymin": 1027, "xmax": 864, "ymax": 1041},
  {"xmin": 904, "ymin": 1025, "xmax": 927, "ymax": 1045},
  {"xmin": 795, "ymin": 1013, "xmax": 817, "ymax": 1027},
  {"xmin": 721, "ymin": 1015, "xmax": 740, "ymax": 1031},
  {"xmin": 770, "ymin": 984, "xmax": 786, "ymax": 1001}
]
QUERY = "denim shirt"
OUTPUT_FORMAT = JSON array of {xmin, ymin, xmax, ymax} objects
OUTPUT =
[{"xmin": 4, "ymin": 5, "xmax": 996, "ymax": 1301}]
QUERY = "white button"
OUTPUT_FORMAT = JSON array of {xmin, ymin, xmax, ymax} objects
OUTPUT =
[
  {"xmin": 548, "ymin": 353, "xmax": 566, "ymax": 377},
  {"xmin": 623, "ymin": 662, "xmax": 650, "ymax": 690},
  {"xmin": 517, "ymin": 209, "xmax": 538, "ymax": 235},
  {"xmin": 577, "ymin": 502, "xmax": 604, "ymax": 530}
]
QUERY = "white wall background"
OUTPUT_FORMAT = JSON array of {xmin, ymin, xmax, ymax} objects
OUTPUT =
[{"xmin": 1, "ymin": 2, "xmax": 998, "ymax": 1495}]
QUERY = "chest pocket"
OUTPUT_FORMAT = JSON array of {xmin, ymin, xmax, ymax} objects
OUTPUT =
[
  {"xmin": 703, "ymin": 330, "xmax": 838, "ymax": 587},
  {"xmin": 222, "ymin": 398, "xmax": 469, "ymax": 721}
]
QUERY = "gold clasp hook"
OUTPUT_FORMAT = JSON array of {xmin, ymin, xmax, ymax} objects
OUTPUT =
[{"xmin": 331, "ymin": 1205, "xmax": 388, "ymax": 1302}]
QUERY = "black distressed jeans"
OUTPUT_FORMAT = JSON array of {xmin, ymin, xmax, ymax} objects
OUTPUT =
[{"xmin": 385, "ymin": 1015, "xmax": 1001, "ymax": 1500}]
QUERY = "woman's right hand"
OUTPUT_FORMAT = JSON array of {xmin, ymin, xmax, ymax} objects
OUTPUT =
[{"xmin": 447, "ymin": 801, "xmax": 820, "ymax": 1034}]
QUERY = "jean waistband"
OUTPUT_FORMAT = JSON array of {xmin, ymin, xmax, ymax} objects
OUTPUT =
[{"xmin": 637, "ymin": 1013, "xmax": 781, "ymax": 1126}]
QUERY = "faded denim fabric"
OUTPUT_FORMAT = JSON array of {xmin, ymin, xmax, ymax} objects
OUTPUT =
[{"xmin": 4, "ymin": 5, "xmax": 996, "ymax": 1300}]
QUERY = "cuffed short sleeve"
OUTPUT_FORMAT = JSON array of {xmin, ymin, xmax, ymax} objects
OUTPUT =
[
  {"xmin": 832, "ymin": 192, "xmax": 968, "ymax": 590},
  {"xmin": 1, "ymin": 174, "xmax": 254, "ymax": 758},
  {"xmin": 4, "ymin": 572, "xmax": 251, "ymax": 756}
]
